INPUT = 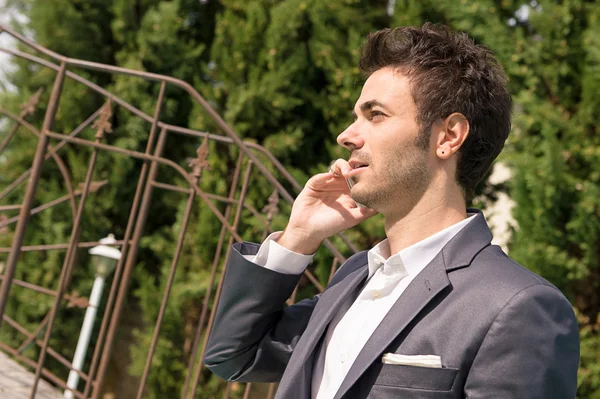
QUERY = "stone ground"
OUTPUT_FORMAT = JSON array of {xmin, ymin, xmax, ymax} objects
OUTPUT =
[{"xmin": 0, "ymin": 351, "xmax": 63, "ymax": 399}]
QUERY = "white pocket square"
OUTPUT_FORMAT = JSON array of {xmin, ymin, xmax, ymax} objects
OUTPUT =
[{"xmin": 381, "ymin": 353, "xmax": 442, "ymax": 368}]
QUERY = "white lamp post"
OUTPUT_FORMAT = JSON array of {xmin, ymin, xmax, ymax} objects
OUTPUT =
[{"xmin": 64, "ymin": 234, "xmax": 120, "ymax": 399}]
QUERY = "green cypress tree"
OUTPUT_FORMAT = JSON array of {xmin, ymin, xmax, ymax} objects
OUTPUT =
[{"xmin": 504, "ymin": 2, "xmax": 600, "ymax": 395}]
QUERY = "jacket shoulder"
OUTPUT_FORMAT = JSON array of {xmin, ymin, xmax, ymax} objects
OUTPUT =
[{"xmin": 453, "ymin": 244, "xmax": 569, "ymax": 306}]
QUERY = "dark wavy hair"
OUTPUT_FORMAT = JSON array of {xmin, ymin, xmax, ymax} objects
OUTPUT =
[{"xmin": 359, "ymin": 23, "xmax": 512, "ymax": 197}]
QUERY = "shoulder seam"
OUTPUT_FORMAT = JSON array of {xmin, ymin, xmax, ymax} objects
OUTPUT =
[
  {"xmin": 469, "ymin": 283, "xmax": 562, "ymax": 362},
  {"xmin": 478, "ymin": 246, "xmax": 552, "ymax": 286}
]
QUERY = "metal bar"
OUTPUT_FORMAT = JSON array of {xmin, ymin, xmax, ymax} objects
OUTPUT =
[
  {"xmin": 267, "ymin": 383, "xmax": 276, "ymax": 399},
  {"xmin": 136, "ymin": 189, "xmax": 196, "ymax": 399},
  {"xmin": 2, "ymin": 315, "xmax": 90, "ymax": 383},
  {"xmin": 328, "ymin": 258, "xmax": 339, "ymax": 284},
  {"xmin": 0, "ymin": 240, "xmax": 126, "ymax": 253},
  {"xmin": 91, "ymin": 84, "xmax": 167, "ymax": 399},
  {"xmin": 286, "ymin": 269, "xmax": 324, "ymax": 306},
  {"xmin": 0, "ymin": 47, "xmax": 160, "ymax": 132},
  {"xmin": 0, "ymin": 343, "xmax": 86, "ymax": 399},
  {"xmin": 151, "ymin": 180, "xmax": 192, "ymax": 194},
  {"xmin": 0, "ymin": 121, "xmax": 20, "ymax": 155},
  {"xmin": 286, "ymin": 285, "xmax": 299, "ymax": 306},
  {"xmin": 30, "ymin": 137, "xmax": 102, "ymax": 398},
  {"xmin": 0, "ymin": 87, "xmax": 42, "ymax": 155},
  {"xmin": 203, "ymin": 192, "xmax": 239, "ymax": 205},
  {"xmin": 0, "ymin": 23, "xmax": 66, "ymax": 61},
  {"xmin": 0, "ymin": 183, "xmax": 71, "ymax": 230},
  {"xmin": 164, "ymin": 125, "xmax": 302, "ymax": 194},
  {"xmin": 181, "ymin": 153, "xmax": 244, "ymax": 399},
  {"xmin": 223, "ymin": 382, "xmax": 232, "ymax": 399},
  {"xmin": 17, "ymin": 313, "xmax": 50, "ymax": 353},
  {"xmin": 142, "ymin": 188, "xmax": 269, "ymax": 233},
  {"xmin": 190, "ymin": 161, "xmax": 253, "ymax": 398},
  {"xmin": 230, "ymin": 162, "xmax": 253, "ymax": 247},
  {"xmin": 242, "ymin": 383, "xmax": 252, "ymax": 399},
  {"xmin": 16, "ymin": 124, "xmax": 254, "ymax": 244},
  {"xmin": 202, "ymin": 193, "xmax": 268, "ymax": 225},
  {"xmin": 303, "ymin": 269, "xmax": 325, "ymax": 293},
  {"xmin": 0, "ymin": 275, "xmax": 88, "ymax": 305},
  {"xmin": 0, "ymin": 181, "xmax": 107, "ymax": 230},
  {"xmin": 0, "ymin": 61, "xmax": 66, "ymax": 329},
  {"xmin": 0, "ymin": 204, "xmax": 22, "ymax": 211},
  {"xmin": 43, "ymin": 145, "xmax": 79, "ymax": 222}
]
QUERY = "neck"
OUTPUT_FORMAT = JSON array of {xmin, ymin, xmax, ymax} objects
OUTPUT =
[{"xmin": 383, "ymin": 181, "xmax": 467, "ymax": 255}]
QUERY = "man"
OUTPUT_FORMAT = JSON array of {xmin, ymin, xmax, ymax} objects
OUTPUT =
[{"xmin": 204, "ymin": 23, "xmax": 580, "ymax": 398}]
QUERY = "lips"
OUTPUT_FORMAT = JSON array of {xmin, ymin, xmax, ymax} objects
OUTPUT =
[
  {"xmin": 349, "ymin": 159, "xmax": 369, "ymax": 170},
  {"xmin": 348, "ymin": 159, "xmax": 369, "ymax": 177}
]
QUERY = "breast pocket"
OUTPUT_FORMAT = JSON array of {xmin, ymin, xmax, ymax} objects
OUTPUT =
[{"xmin": 373, "ymin": 364, "xmax": 458, "ymax": 391}]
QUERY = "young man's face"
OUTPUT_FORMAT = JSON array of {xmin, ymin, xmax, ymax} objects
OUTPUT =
[{"xmin": 336, "ymin": 67, "xmax": 433, "ymax": 213}]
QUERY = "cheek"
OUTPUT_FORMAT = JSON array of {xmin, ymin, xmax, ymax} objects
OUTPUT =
[
  {"xmin": 376, "ymin": 137, "xmax": 403, "ymax": 161},
  {"xmin": 379, "ymin": 139, "xmax": 418, "ymax": 172}
]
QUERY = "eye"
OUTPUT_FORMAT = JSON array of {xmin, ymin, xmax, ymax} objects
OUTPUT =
[{"xmin": 369, "ymin": 110, "xmax": 386, "ymax": 122}]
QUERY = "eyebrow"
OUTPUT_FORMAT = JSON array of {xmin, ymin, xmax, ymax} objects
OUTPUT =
[{"xmin": 352, "ymin": 100, "xmax": 393, "ymax": 120}]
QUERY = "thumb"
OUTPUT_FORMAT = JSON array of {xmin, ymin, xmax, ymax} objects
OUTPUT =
[{"xmin": 348, "ymin": 205, "xmax": 378, "ymax": 221}]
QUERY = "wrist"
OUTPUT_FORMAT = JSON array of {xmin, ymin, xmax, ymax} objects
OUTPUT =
[{"xmin": 276, "ymin": 228, "xmax": 321, "ymax": 255}]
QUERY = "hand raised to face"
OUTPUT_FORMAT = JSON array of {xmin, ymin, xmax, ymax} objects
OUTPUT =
[{"xmin": 276, "ymin": 159, "xmax": 377, "ymax": 255}]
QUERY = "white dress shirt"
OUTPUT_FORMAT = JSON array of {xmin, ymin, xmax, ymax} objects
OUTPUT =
[{"xmin": 244, "ymin": 215, "xmax": 474, "ymax": 398}]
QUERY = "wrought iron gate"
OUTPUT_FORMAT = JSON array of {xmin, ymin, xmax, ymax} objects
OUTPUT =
[{"xmin": 0, "ymin": 23, "xmax": 357, "ymax": 399}]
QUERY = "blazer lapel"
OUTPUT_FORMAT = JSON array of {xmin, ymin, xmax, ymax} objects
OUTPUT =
[
  {"xmin": 292, "ymin": 262, "xmax": 368, "ymax": 364},
  {"xmin": 333, "ymin": 252, "xmax": 450, "ymax": 399},
  {"xmin": 276, "ymin": 255, "xmax": 369, "ymax": 398}
]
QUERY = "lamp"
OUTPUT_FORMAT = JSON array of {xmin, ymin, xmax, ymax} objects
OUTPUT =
[
  {"xmin": 88, "ymin": 234, "xmax": 120, "ymax": 277},
  {"xmin": 64, "ymin": 234, "xmax": 121, "ymax": 399}
]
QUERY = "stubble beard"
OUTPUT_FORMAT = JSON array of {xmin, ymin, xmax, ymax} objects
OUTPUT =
[{"xmin": 350, "ymin": 138, "xmax": 431, "ymax": 213}]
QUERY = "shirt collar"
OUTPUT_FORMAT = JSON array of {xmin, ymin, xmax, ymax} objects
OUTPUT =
[{"xmin": 366, "ymin": 214, "xmax": 476, "ymax": 279}]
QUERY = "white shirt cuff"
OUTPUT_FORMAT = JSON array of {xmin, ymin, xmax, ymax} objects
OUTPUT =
[{"xmin": 242, "ymin": 232, "xmax": 314, "ymax": 275}]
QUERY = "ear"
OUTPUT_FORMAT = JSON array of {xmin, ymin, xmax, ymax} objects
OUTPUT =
[{"xmin": 434, "ymin": 113, "xmax": 469, "ymax": 160}]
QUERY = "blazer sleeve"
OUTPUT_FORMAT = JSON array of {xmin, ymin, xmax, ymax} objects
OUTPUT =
[
  {"xmin": 464, "ymin": 283, "xmax": 580, "ymax": 398},
  {"xmin": 203, "ymin": 242, "xmax": 319, "ymax": 383}
]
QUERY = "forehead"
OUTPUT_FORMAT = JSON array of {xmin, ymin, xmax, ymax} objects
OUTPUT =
[{"xmin": 355, "ymin": 67, "xmax": 415, "ymax": 111}]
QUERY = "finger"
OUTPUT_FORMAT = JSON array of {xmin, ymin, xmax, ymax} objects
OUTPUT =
[
  {"xmin": 329, "ymin": 159, "xmax": 351, "ymax": 178},
  {"xmin": 307, "ymin": 172, "xmax": 347, "ymax": 188},
  {"xmin": 348, "ymin": 205, "xmax": 378, "ymax": 221}
]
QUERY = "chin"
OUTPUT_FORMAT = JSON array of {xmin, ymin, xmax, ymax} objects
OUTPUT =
[{"xmin": 351, "ymin": 187, "xmax": 378, "ymax": 209}]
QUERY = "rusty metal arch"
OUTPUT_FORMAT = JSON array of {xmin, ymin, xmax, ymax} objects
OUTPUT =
[
  {"xmin": 0, "ymin": 23, "xmax": 357, "ymax": 399},
  {"xmin": 0, "ymin": 97, "xmax": 80, "ymax": 221}
]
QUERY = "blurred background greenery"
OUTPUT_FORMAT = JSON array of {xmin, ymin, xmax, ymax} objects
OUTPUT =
[{"xmin": 0, "ymin": 0, "xmax": 598, "ymax": 398}]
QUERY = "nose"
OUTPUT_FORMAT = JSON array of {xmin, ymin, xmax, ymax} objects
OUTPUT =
[{"xmin": 336, "ymin": 122, "xmax": 365, "ymax": 151}]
